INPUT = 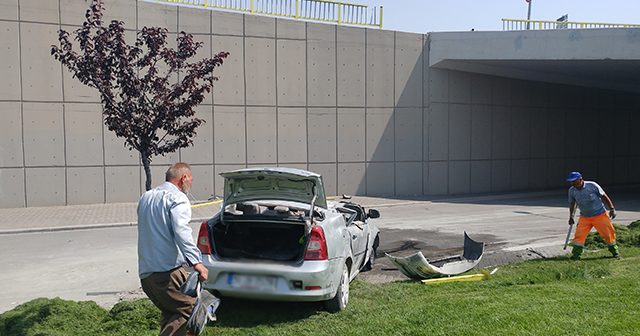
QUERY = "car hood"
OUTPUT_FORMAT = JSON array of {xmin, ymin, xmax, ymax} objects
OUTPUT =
[{"xmin": 220, "ymin": 167, "xmax": 327, "ymax": 209}]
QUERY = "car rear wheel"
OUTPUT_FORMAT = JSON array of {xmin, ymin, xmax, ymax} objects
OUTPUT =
[
  {"xmin": 324, "ymin": 264, "xmax": 349, "ymax": 312},
  {"xmin": 362, "ymin": 246, "xmax": 376, "ymax": 271},
  {"xmin": 362, "ymin": 235, "xmax": 379, "ymax": 271}
]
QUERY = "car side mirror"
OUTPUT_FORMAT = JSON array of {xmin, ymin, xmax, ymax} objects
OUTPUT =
[{"xmin": 367, "ymin": 209, "xmax": 380, "ymax": 219}]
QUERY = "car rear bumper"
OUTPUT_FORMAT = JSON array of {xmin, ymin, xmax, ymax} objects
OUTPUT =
[{"xmin": 201, "ymin": 255, "xmax": 343, "ymax": 302}]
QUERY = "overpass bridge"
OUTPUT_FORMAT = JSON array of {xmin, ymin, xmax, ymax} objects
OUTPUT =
[{"xmin": 429, "ymin": 28, "xmax": 640, "ymax": 92}]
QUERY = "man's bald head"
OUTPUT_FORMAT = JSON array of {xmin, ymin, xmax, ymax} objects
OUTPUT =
[{"xmin": 166, "ymin": 163, "xmax": 193, "ymax": 194}]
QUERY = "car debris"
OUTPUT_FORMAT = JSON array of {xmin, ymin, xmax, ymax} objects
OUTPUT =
[
  {"xmin": 385, "ymin": 232, "xmax": 484, "ymax": 279},
  {"xmin": 421, "ymin": 268, "xmax": 499, "ymax": 284}
]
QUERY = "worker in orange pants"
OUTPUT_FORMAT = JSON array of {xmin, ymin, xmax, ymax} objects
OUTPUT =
[{"xmin": 566, "ymin": 172, "xmax": 619, "ymax": 260}]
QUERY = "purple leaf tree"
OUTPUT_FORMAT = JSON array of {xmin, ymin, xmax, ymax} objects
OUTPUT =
[{"xmin": 52, "ymin": 0, "xmax": 229, "ymax": 191}]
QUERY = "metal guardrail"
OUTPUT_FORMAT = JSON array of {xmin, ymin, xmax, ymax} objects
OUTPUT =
[
  {"xmin": 155, "ymin": 0, "xmax": 383, "ymax": 28},
  {"xmin": 503, "ymin": 18, "xmax": 640, "ymax": 31}
]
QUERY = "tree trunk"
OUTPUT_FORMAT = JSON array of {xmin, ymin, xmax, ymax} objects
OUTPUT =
[{"xmin": 141, "ymin": 150, "xmax": 152, "ymax": 191}]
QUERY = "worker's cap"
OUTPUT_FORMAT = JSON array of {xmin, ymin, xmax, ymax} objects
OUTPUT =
[{"xmin": 566, "ymin": 172, "xmax": 582, "ymax": 182}]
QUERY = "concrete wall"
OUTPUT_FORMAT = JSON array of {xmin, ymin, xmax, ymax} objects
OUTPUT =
[{"xmin": 0, "ymin": 0, "xmax": 639, "ymax": 208}]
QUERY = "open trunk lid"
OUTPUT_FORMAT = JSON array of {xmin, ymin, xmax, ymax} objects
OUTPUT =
[{"xmin": 220, "ymin": 167, "xmax": 327, "ymax": 209}]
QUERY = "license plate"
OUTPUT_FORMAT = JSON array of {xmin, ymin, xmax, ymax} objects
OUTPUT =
[{"xmin": 228, "ymin": 274, "xmax": 277, "ymax": 291}]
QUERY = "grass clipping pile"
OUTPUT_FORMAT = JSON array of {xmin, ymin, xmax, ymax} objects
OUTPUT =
[
  {"xmin": 0, "ymin": 298, "xmax": 161, "ymax": 336},
  {"xmin": 584, "ymin": 220, "xmax": 640, "ymax": 249}
]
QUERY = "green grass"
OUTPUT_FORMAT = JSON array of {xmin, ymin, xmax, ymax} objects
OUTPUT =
[
  {"xmin": 3, "ymin": 221, "xmax": 640, "ymax": 336},
  {"xmin": 0, "ymin": 298, "xmax": 161, "ymax": 336}
]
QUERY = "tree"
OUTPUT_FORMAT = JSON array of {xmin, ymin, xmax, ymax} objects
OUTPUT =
[{"xmin": 52, "ymin": 0, "xmax": 229, "ymax": 191}]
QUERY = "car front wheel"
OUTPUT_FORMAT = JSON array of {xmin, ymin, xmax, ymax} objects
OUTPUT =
[{"xmin": 324, "ymin": 264, "xmax": 349, "ymax": 312}]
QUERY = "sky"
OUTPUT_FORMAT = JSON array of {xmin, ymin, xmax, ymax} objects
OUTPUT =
[{"xmin": 361, "ymin": 0, "xmax": 640, "ymax": 33}]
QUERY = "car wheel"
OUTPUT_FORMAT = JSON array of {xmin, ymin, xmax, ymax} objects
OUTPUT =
[
  {"xmin": 362, "ymin": 246, "xmax": 376, "ymax": 271},
  {"xmin": 362, "ymin": 236, "xmax": 379, "ymax": 271},
  {"xmin": 324, "ymin": 264, "xmax": 349, "ymax": 312}
]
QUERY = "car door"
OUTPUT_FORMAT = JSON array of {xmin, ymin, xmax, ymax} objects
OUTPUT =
[
  {"xmin": 346, "ymin": 221, "xmax": 367, "ymax": 269},
  {"xmin": 344, "ymin": 206, "xmax": 368, "ymax": 269}
]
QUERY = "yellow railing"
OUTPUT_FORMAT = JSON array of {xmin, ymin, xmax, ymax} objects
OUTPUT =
[
  {"xmin": 154, "ymin": 0, "xmax": 383, "ymax": 28},
  {"xmin": 503, "ymin": 18, "xmax": 640, "ymax": 31}
]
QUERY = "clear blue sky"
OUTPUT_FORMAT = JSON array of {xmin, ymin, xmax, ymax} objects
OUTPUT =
[{"xmin": 363, "ymin": 0, "xmax": 640, "ymax": 33}]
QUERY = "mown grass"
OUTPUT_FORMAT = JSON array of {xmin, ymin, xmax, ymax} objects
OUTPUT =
[{"xmin": 3, "ymin": 221, "xmax": 640, "ymax": 336}]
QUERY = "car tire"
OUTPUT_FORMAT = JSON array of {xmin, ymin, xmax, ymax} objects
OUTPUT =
[
  {"xmin": 324, "ymin": 264, "xmax": 349, "ymax": 312},
  {"xmin": 362, "ymin": 247, "xmax": 376, "ymax": 271},
  {"xmin": 362, "ymin": 236, "xmax": 378, "ymax": 272}
]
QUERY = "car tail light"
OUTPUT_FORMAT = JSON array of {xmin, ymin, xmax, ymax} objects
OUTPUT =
[
  {"xmin": 304, "ymin": 226, "xmax": 328, "ymax": 260},
  {"xmin": 197, "ymin": 222, "xmax": 211, "ymax": 255},
  {"xmin": 305, "ymin": 286, "xmax": 322, "ymax": 290}
]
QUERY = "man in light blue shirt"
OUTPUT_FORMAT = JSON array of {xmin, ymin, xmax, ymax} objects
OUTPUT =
[
  {"xmin": 138, "ymin": 162, "xmax": 208, "ymax": 336},
  {"xmin": 566, "ymin": 171, "xmax": 619, "ymax": 260}
]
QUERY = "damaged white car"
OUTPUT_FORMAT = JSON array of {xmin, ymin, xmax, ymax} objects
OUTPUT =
[{"xmin": 196, "ymin": 167, "xmax": 380, "ymax": 312}]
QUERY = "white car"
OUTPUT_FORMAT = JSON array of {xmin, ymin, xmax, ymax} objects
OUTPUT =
[{"xmin": 196, "ymin": 167, "xmax": 380, "ymax": 312}]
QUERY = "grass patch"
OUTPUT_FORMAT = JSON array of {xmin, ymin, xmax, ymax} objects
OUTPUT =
[
  {"xmin": 205, "ymin": 248, "xmax": 640, "ymax": 336},
  {"xmin": 3, "ymin": 221, "xmax": 640, "ymax": 336}
]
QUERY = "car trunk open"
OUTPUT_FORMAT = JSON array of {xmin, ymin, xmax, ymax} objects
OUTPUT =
[{"xmin": 208, "ymin": 210, "xmax": 312, "ymax": 262}]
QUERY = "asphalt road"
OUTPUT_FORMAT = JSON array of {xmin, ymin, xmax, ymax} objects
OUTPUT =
[
  {"xmin": 360, "ymin": 186, "xmax": 640, "ymax": 283},
  {"xmin": 0, "ymin": 226, "xmax": 141, "ymax": 314},
  {"xmin": 2, "ymin": 186, "xmax": 639, "ymax": 313}
]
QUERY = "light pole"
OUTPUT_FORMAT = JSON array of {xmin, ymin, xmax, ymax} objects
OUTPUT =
[{"xmin": 526, "ymin": 0, "xmax": 532, "ymax": 30}]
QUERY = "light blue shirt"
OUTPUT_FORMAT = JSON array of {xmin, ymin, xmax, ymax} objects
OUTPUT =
[
  {"xmin": 137, "ymin": 181, "xmax": 202, "ymax": 279},
  {"xmin": 568, "ymin": 181, "xmax": 607, "ymax": 218}
]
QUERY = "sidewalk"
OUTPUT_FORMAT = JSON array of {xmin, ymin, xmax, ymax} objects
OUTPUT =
[
  {"xmin": 0, "ymin": 195, "xmax": 414, "ymax": 235},
  {"xmin": 0, "ymin": 201, "xmax": 220, "ymax": 235},
  {"xmin": 2, "ymin": 186, "xmax": 638, "ymax": 235}
]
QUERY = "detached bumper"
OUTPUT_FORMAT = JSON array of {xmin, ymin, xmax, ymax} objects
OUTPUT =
[{"xmin": 386, "ymin": 232, "xmax": 484, "ymax": 279}]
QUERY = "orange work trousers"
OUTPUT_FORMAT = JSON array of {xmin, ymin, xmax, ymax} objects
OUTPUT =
[{"xmin": 573, "ymin": 212, "xmax": 616, "ymax": 247}]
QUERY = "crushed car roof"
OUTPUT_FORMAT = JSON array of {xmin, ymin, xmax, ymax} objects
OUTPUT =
[{"xmin": 220, "ymin": 167, "xmax": 327, "ymax": 209}]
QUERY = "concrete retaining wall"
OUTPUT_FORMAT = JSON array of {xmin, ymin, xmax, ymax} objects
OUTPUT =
[{"xmin": 0, "ymin": 0, "xmax": 639, "ymax": 208}]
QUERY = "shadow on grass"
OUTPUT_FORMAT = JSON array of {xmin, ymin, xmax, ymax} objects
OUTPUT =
[{"xmin": 213, "ymin": 297, "xmax": 326, "ymax": 328}]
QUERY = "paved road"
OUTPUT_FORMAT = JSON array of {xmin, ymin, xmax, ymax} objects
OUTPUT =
[
  {"xmin": 0, "ymin": 226, "xmax": 141, "ymax": 314},
  {"xmin": 360, "ymin": 186, "xmax": 640, "ymax": 283},
  {"xmin": 1, "ymin": 186, "xmax": 639, "ymax": 313}
]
